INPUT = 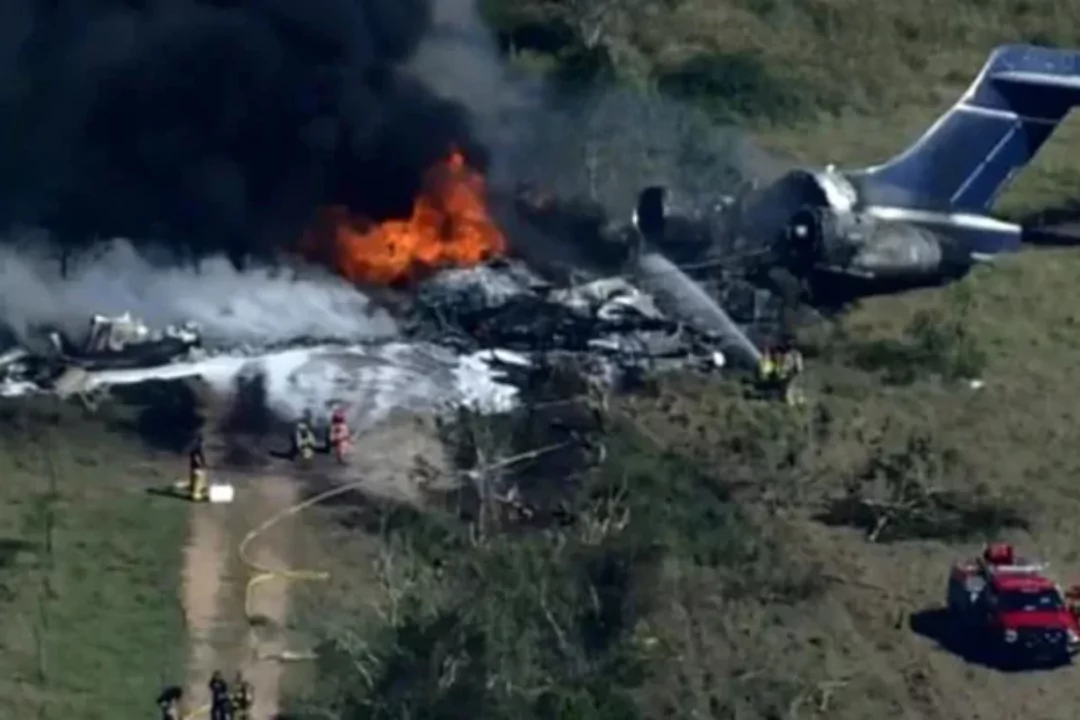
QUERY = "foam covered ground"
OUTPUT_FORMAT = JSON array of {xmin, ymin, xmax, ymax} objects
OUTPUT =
[{"xmin": 2, "ymin": 342, "xmax": 525, "ymax": 431}]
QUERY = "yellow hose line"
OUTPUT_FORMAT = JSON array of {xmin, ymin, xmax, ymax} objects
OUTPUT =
[
  {"xmin": 238, "ymin": 479, "xmax": 371, "ymax": 623},
  {"xmin": 181, "ymin": 702, "xmax": 210, "ymax": 719}
]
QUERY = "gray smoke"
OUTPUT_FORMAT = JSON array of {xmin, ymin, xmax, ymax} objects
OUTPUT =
[
  {"xmin": 509, "ymin": 91, "xmax": 757, "ymax": 216},
  {"xmin": 0, "ymin": 237, "xmax": 396, "ymax": 346},
  {"xmin": 408, "ymin": 0, "xmax": 542, "ymax": 183},
  {"xmin": 407, "ymin": 0, "xmax": 787, "ymax": 216},
  {"xmin": 0, "ymin": 0, "xmax": 789, "ymax": 355}
]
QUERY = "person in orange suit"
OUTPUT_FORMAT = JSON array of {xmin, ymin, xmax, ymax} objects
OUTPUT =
[{"xmin": 329, "ymin": 406, "xmax": 351, "ymax": 465}]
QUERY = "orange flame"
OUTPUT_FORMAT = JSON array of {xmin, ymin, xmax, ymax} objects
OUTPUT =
[{"xmin": 305, "ymin": 150, "xmax": 506, "ymax": 285}]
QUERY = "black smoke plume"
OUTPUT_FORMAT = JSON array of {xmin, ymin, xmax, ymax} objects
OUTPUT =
[{"xmin": 0, "ymin": 0, "xmax": 483, "ymax": 265}]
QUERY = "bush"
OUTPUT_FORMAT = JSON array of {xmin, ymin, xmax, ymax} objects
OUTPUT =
[
  {"xmin": 817, "ymin": 430, "xmax": 1029, "ymax": 542},
  {"xmin": 479, "ymin": 0, "xmax": 618, "ymax": 85},
  {"xmin": 655, "ymin": 51, "xmax": 805, "ymax": 123},
  {"xmin": 849, "ymin": 304, "xmax": 988, "ymax": 384}
]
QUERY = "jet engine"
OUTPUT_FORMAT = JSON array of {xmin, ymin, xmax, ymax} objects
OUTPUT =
[
  {"xmin": 783, "ymin": 205, "xmax": 964, "ymax": 280},
  {"xmin": 725, "ymin": 167, "xmax": 977, "ymax": 294}
]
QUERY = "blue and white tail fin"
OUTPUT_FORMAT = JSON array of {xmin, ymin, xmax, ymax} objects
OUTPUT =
[{"xmin": 850, "ymin": 45, "xmax": 1080, "ymax": 215}]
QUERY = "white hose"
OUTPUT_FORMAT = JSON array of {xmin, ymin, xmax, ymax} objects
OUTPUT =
[{"xmin": 633, "ymin": 252, "xmax": 762, "ymax": 368}]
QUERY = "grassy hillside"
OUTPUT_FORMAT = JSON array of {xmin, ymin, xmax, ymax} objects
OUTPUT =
[
  {"xmin": 0, "ymin": 398, "xmax": 189, "ymax": 720},
  {"xmin": 486, "ymin": 0, "xmax": 1080, "ymax": 215},
  {"xmin": 487, "ymin": 0, "xmax": 1080, "ymax": 114}
]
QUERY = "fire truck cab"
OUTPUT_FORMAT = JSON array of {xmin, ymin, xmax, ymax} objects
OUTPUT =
[{"xmin": 947, "ymin": 543, "xmax": 1080, "ymax": 667}]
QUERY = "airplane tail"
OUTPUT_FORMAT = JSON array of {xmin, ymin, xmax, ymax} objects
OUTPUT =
[{"xmin": 850, "ymin": 45, "xmax": 1080, "ymax": 213}]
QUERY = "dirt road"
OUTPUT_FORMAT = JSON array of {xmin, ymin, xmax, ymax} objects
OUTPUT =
[
  {"xmin": 240, "ymin": 474, "xmax": 302, "ymax": 719},
  {"xmin": 180, "ymin": 502, "xmax": 230, "ymax": 713},
  {"xmin": 178, "ymin": 470, "xmax": 302, "ymax": 719}
]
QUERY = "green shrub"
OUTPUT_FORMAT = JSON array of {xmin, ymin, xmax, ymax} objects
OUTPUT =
[
  {"xmin": 848, "ymin": 304, "xmax": 988, "ymax": 384},
  {"xmin": 655, "ymin": 51, "xmax": 804, "ymax": 123},
  {"xmin": 906, "ymin": 308, "xmax": 988, "ymax": 380}
]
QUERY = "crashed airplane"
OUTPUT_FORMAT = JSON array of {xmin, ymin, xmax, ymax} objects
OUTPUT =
[{"xmin": 634, "ymin": 44, "xmax": 1080, "ymax": 304}]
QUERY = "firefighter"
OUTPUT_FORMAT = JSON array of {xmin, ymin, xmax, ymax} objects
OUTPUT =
[
  {"xmin": 982, "ymin": 542, "xmax": 1015, "ymax": 567},
  {"xmin": 157, "ymin": 686, "xmax": 183, "ymax": 720},
  {"xmin": 328, "ymin": 406, "xmax": 350, "ymax": 465},
  {"xmin": 293, "ymin": 411, "xmax": 317, "ymax": 462},
  {"xmin": 756, "ymin": 346, "xmax": 778, "ymax": 397},
  {"xmin": 209, "ymin": 671, "xmax": 231, "ymax": 720},
  {"xmin": 779, "ymin": 342, "xmax": 803, "ymax": 377},
  {"xmin": 777, "ymin": 341, "xmax": 805, "ymax": 407},
  {"xmin": 1065, "ymin": 585, "xmax": 1080, "ymax": 619},
  {"xmin": 585, "ymin": 375, "xmax": 608, "ymax": 431},
  {"xmin": 184, "ymin": 433, "xmax": 209, "ymax": 501},
  {"xmin": 231, "ymin": 672, "xmax": 253, "ymax": 719}
]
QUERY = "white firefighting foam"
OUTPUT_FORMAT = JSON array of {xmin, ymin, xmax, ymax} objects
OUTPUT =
[{"xmin": 1, "ymin": 343, "xmax": 524, "ymax": 430}]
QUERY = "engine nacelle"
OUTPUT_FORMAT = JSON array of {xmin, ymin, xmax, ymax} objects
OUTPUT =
[{"xmin": 787, "ymin": 206, "xmax": 948, "ymax": 280}]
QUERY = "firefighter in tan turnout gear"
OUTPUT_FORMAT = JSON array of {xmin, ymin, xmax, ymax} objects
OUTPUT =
[
  {"xmin": 293, "ymin": 411, "xmax": 317, "ymax": 462},
  {"xmin": 174, "ymin": 433, "xmax": 209, "ymax": 501},
  {"xmin": 776, "ymin": 339, "xmax": 805, "ymax": 406},
  {"xmin": 231, "ymin": 672, "xmax": 253, "ymax": 719}
]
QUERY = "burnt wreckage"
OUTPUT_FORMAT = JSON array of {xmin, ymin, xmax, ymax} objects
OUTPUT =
[
  {"xmin": 635, "ymin": 44, "xmax": 1080, "ymax": 306},
  {"xmin": 410, "ymin": 259, "xmax": 733, "ymax": 374},
  {"xmin": 0, "ymin": 313, "xmax": 202, "ymax": 392},
  {"xmin": 45, "ymin": 313, "xmax": 201, "ymax": 370}
]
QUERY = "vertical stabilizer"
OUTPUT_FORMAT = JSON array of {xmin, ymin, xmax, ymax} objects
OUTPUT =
[{"xmin": 850, "ymin": 45, "xmax": 1080, "ymax": 213}]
